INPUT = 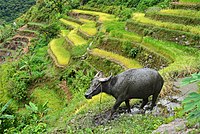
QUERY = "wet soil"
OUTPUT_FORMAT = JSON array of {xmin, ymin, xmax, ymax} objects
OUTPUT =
[{"xmin": 80, "ymin": 78, "xmax": 199, "ymax": 126}]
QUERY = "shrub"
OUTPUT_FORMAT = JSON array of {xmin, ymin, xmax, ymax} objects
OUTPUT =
[
  {"xmin": 122, "ymin": 41, "xmax": 139, "ymax": 58},
  {"xmin": 118, "ymin": 8, "xmax": 133, "ymax": 21},
  {"xmin": 181, "ymin": 73, "xmax": 200, "ymax": 123},
  {"xmin": 0, "ymin": 100, "xmax": 15, "ymax": 133},
  {"xmin": 136, "ymin": 0, "xmax": 165, "ymax": 12}
]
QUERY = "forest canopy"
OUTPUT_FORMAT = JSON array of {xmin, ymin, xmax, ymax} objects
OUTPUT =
[{"xmin": 0, "ymin": 0, "xmax": 36, "ymax": 24}]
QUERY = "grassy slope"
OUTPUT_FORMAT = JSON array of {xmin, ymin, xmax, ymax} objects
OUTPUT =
[
  {"xmin": 59, "ymin": 18, "xmax": 88, "ymax": 45},
  {"xmin": 91, "ymin": 48, "xmax": 142, "ymax": 69},
  {"xmin": 180, "ymin": 0, "xmax": 200, "ymax": 3},
  {"xmin": 61, "ymin": 30, "xmax": 70, "ymax": 37},
  {"xmin": 49, "ymin": 38, "xmax": 70, "ymax": 66},
  {"xmin": 160, "ymin": 9, "xmax": 200, "ymax": 18},
  {"xmin": 59, "ymin": 18, "xmax": 80, "ymax": 28},
  {"xmin": 79, "ymin": 21, "xmax": 97, "ymax": 36},
  {"xmin": 133, "ymin": 13, "xmax": 200, "ymax": 34},
  {"xmin": 102, "ymin": 21, "xmax": 142, "ymax": 42},
  {"xmin": 72, "ymin": 9, "xmax": 117, "ymax": 22},
  {"xmin": 68, "ymin": 29, "xmax": 88, "ymax": 45},
  {"xmin": 31, "ymin": 86, "xmax": 66, "ymax": 113},
  {"xmin": 6, "ymin": 5, "xmax": 198, "ymax": 133},
  {"xmin": 143, "ymin": 37, "xmax": 200, "ymax": 76}
]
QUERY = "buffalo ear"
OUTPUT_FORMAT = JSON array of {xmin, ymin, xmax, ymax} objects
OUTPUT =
[{"xmin": 98, "ymin": 73, "xmax": 112, "ymax": 82}]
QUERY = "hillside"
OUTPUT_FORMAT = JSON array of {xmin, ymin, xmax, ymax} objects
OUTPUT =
[
  {"xmin": 0, "ymin": 0, "xmax": 36, "ymax": 24},
  {"xmin": 0, "ymin": 0, "xmax": 200, "ymax": 133}
]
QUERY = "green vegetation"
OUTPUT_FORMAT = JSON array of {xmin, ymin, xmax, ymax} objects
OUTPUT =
[
  {"xmin": 133, "ymin": 13, "xmax": 200, "ymax": 35},
  {"xmin": 1, "ymin": 0, "xmax": 200, "ymax": 133},
  {"xmin": 72, "ymin": 9, "xmax": 117, "ymax": 22},
  {"xmin": 31, "ymin": 86, "xmax": 66, "ymax": 113},
  {"xmin": 79, "ymin": 22, "xmax": 97, "ymax": 36},
  {"xmin": 0, "ymin": 0, "xmax": 36, "ymax": 23},
  {"xmin": 180, "ymin": 73, "xmax": 200, "ymax": 126},
  {"xmin": 91, "ymin": 48, "xmax": 142, "ymax": 69},
  {"xmin": 160, "ymin": 9, "xmax": 200, "ymax": 18},
  {"xmin": 102, "ymin": 21, "xmax": 142, "ymax": 42},
  {"xmin": 180, "ymin": 0, "xmax": 200, "ymax": 3},
  {"xmin": 68, "ymin": 29, "xmax": 88, "ymax": 45},
  {"xmin": 59, "ymin": 18, "xmax": 80, "ymax": 28},
  {"xmin": 61, "ymin": 30, "xmax": 70, "ymax": 37},
  {"xmin": 49, "ymin": 38, "xmax": 70, "ymax": 66},
  {"xmin": 143, "ymin": 37, "xmax": 200, "ymax": 76}
]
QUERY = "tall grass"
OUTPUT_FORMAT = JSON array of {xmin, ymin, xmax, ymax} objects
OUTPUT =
[
  {"xmin": 31, "ymin": 86, "xmax": 66, "ymax": 113},
  {"xmin": 61, "ymin": 30, "xmax": 69, "ymax": 37},
  {"xmin": 72, "ymin": 9, "xmax": 117, "ymax": 22},
  {"xmin": 67, "ymin": 29, "xmax": 88, "ymax": 45},
  {"xmin": 79, "ymin": 18, "xmax": 94, "ymax": 23},
  {"xmin": 91, "ymin": 48, "xmax": 142, "ymax": 69},
  {"xmin": 143, "ymin": 37, "xmax": 200, "ymax": 76},
  {"xmin": 59, "ymin": 18, "xmax": 80, "ymax": 28},
  {"xmin": 49, "ymin": 38, "xmax": 70, "ymax": 66},
  {"xmin": 102, "ymin": 21, "xmax": 142, "ymax": 42},
  {"xmin": 133, "ymin": 13, "xmax": 200, "ymax": 34},
  {"xmin": 79, "ymin": 22, "xmax": 97, "ymax": 36},
  {"xmin": 160, "ymin": 9, "xmax": 200, "ymax": 18}
]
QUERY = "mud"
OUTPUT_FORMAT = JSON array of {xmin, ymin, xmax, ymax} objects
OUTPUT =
[
  {"xmin": 90, "ymin": 78, "xmax": 199, "ymax": 126},
  {"xmin": 92, "ymin": 97, "xmax": 182, "ymax": 126}
]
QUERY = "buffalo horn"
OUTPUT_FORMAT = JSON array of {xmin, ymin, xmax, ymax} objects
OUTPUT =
[
  {"xmin": 99, "ymin": 73, "xmax": 112, "ymax": 82},
  {"xmin": 95, "ymin": 71, "xmax": 103, "ymax": 78}
]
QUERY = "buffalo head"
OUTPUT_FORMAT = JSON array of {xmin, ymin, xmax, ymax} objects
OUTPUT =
[{"xmin": 85, "ymin": 71, "xmax": 112, "ymax": 99}]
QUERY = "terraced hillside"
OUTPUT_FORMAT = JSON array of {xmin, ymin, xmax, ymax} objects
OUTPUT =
[
  {"xmin": 0, "ymin": 23, "xmax": 42, "ymax": 64},
  {"xmin": 43, "ymin": 3, "xmax": 200, "ymax": 132},
  {"xmin": 1, "ymin": 1, "xmax": 200, "ymax": 133}
]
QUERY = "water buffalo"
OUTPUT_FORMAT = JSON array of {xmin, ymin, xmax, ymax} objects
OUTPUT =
[{"xmin": 85, "ymin": 68, "xmax": 164, "ymax": 117}]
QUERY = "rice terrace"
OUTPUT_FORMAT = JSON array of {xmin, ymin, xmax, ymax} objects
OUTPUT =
[{"xmin": 0, "ymin": 0, "xmax": 200, "ymax": 133}]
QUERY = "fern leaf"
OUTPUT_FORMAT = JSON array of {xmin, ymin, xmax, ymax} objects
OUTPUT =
[
  {"xmin": 188, "ymin": 109, "xmax": 200, "ymax": 120},
  {"xmin": 29, "ymin": 102, "xmax": 38, "ymax": 112},
  {"xmin": 181, "ymin": 73, "xmax": 200, "ymax": 86},
  {"xmin": 0, "ymin": 114, "xmax": 14, "ymax": 119},
  {"xmin": 0, "ymin": 99, "xmax": 12, "ymax": 113},
  {"xmin": 182, "ymin": 92, "xmax": 200, "ymax": 121}
]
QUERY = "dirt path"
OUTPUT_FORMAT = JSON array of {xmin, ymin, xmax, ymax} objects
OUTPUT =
[
  {"xmin": 152, "ymin": 78, "xmax": 199, "ymax": 134},
  {"xmin": 59, "ymin": 81, "xmax": 72, "ymax": 101}
]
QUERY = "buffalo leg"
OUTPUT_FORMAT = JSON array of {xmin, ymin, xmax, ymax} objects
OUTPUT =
[
  {"xmin": 140, "ymin": 98, "xmax": 148, "ymax": 109},
  {"xmin": 151, "ymin": 94, "xmax": 158, "ymax": 110},
  {"xmin": 125, "ymin": 99, "xmax": 131, "ymax": 113},
  {"xmin": 110, "ymin": 99, "xmax": 123, "ymax": 118}
]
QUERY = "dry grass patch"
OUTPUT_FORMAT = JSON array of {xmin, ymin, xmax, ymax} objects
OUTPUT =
[
  {"xmin": 61, "ymin": 30, "xmax": 69, "ymax": 37},
  {"xmin": 90, "ymin": 48, "xmax": 142, "ymax": 69},
  {"xmin": 72, "ymin": 9, "xmax": 117, "ymax": 22},
  {"xmin": 49, "ymin": 38, "xmax": 70, "ymax": 66},
  {"xmin": 67, "ymin": 29, "xmax": 88, "ymax": 45},
  {"xmin": 79, "ymin": 22, "xmax": 97, "ymax": 36},
  {"xmin": 59, "ymin": 18, "xmax": 80, "ymax": 28},
  {"xmin": 160, "ymin": 9, "xmax": 200, "ymax": 18}
]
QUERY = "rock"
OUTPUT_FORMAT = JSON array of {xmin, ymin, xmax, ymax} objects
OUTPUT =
[{"xmin": 152, "ymin": 119, "xmax": 187, "ymax": 134}]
